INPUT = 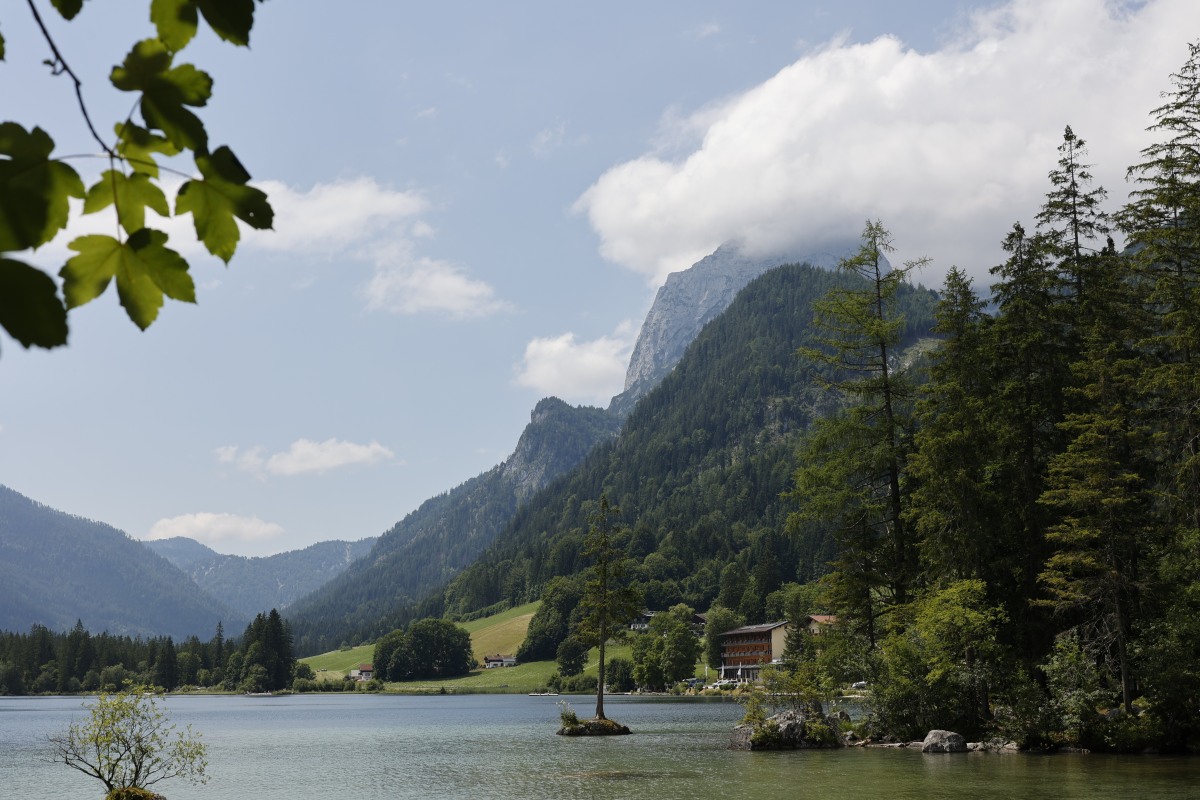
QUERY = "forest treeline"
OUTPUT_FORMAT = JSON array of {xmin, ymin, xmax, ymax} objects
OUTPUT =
[
  {"xmin": 0, "ymin": 610, "xmax": 297, "ymax": 696},
  {"xmin": 767, "ymin": 44, "xmax": 1200, "ymax": 753},
  {"xmin": 447, "ymin": 43, "xmax": 1200, "ymax": 752}
]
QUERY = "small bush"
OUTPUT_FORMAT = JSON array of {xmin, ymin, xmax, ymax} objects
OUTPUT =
[
  {"xmin": 749, "ymin": 720, "xmax": 784, "ymax": 749},
  {"xmin": 558, "ymin": 700, "xmax": 579, "ymax": 727}
]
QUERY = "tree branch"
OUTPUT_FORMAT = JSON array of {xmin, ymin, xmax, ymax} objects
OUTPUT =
[{"xmin": 26, "ymin": 0, "xmax": 116, "ymax": 158}]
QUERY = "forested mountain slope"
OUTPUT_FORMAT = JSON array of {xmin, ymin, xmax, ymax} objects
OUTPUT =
[
  {"xmin": 0, "ymin": 485, "xmax": 242, "ymax": 639},
  {"xmin": 609, "ymin": 240, "xmax": 861, "ymax": 415},
  {"xmin": 434, "ymin": 263, "xmax": 938, "ymax": 619},
  {"xmin": 145, "ymin": 536, "xmax": 376, "ymax": 618},
  {"xmin": 288, "ymin": 398, "xmax": 620, "ymax": 653}
]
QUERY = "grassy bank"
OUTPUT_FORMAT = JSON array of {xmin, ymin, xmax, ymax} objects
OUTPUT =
[{"xmin": 298, "ymin": 603, "xmax": 656, "ymax": 693}]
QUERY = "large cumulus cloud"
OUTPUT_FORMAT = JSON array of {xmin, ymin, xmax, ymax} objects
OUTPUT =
[{"xmin": 576, "ymin": 0, "xmax": 1199, "ymax": 287}]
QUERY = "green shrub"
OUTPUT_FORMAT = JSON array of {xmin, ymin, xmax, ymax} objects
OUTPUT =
[
  {"xmin": 558, "ymin": 700, "xmax": 579, "ymax": 727},
  {"xmin": 749, "ymin": 720, "xmax": 783, "ymax": 749}
]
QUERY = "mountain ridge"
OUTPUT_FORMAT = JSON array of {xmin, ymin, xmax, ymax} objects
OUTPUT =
[
  {"xmin": 144, "ymin": 535, "xmax": 377, "ymax": 618},
  {"xmin": 0, "ymin": 484, "xmax": 243, "ymax": 639}
]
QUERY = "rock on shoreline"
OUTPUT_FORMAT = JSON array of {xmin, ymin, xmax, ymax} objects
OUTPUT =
[
  {"xmin": 731, "ymin": 707, "xmax": 844, "ymax": 751},
  {"xmin": 557, "ymin": 718, "xmax": 631, "ymax": 736}
]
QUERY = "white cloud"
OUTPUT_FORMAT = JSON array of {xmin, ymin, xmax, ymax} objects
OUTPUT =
[
  {"xmin": 575, "ymin": 0, "xmax": 1200, "ymax": 288},
  {"xmin": 246, "ymin": 177, "xmax": 428, "ymax": 255},
  {"xmin": 532, "ymin": 122, "xmax": 567, "ymax": 156},
  {"xmin": 689, "ymin": 22, "xmax": 721, "ymax": 40},
  {"xmin": 364, "ymin": 241, "xmax": 510, "ymax": 317},
  {"xmin": 25, "ymin": 175, "xmax": 506, "ymax": 320},
  {"xmin": 266, "ymin": 438, "xmax": 394, "ymax": 476},
  {"xmin": 216, "ymin": 438, "xmax": 394, "ymax": 478},
  {"xmin": 147, "ymin": 512, "xmax": 285, "ymax": 554},
  {"xmin": 514, "ymin": 321, "xmax": 637, "ymax": 405},
  {"xmin": 252, "ymin": 178, "xmax": 507, "ymax": 318}
]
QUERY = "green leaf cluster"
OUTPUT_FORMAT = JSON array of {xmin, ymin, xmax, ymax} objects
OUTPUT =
[{"xmin": 0, "ymin": 0, "xmax": 272, "ymax": 352}]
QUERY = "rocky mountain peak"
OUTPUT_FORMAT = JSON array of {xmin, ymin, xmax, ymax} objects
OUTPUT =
[{"xmin": 608, "ymin": 239, "xmax": 859, "ymax": 416}]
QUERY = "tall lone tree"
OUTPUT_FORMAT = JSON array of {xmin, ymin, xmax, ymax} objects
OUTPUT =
[{"xmin": 573, "ymin": 494, "xmax": 642, "ymax": 721}]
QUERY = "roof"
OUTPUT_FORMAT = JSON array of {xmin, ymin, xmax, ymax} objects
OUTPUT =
[
  {"xmin": 806, "ymin": 615, "xmax": 838, "ymax": 625},
  {"xmin": 720, "ymin": 621, "xmax": 789, "ymax": 637},
  {"xmin": 358, "ymin": 663, "xmax": 374, "ymax": 671}
]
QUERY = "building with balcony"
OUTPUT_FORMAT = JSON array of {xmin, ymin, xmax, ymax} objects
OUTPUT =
[{"xmin": 718, "ymin": 621, "xmax": 790, "ymax": 682}]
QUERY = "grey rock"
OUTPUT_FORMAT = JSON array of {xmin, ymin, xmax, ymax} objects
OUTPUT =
[
  {"xmin": 610, "ymin": 239, "xmax": 860, "ymax": 416},
  {"xmin": 921, "ymin": 729, "xmax": 968, "ymax": 753},
  {"xmin": 730, "ymin": 707, "xmax": 844, "ymax": 751}
]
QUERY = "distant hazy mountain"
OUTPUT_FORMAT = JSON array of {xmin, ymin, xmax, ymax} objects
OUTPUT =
[
  {"xmin": 287, "ymin": 397, "xmax": 621, "ymax": 654},
  {"xmin": 144, "ymin": 536, "xmax": 377, "ymax": 619},
  {"xmin": 0, "ymin": 485, "xmax": 241, "ymax": 639}
]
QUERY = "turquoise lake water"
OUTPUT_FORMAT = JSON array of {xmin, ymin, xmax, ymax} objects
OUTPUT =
[{"xmin": 3, "ymin": 693, "xmax": 1199, "ymax": 799}]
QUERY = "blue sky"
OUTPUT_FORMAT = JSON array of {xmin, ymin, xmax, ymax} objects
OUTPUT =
[{"xmin": 2, "ymin": 0, "xmax": 1196, "ymax": 556}]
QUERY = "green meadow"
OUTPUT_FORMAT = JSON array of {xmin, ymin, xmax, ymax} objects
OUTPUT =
[{"xmin": 299, "ymin": 602, "xmax": 655, "ymax": 693}]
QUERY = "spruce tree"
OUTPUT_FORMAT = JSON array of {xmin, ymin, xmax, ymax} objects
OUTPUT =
[
  {"xmin": 982, "ymin": 222, "xmax": 1071, "ymax": 651},
  {"xmin": 1117, "ymin": 39, "xmax": 1200, "ymax": 742},
  {"xmin": 908, "ymin": 267, "xmax": 999, "ymax": 586},
  {"xmin": 573, "ymin": 495, "xmax": 642, "ymax": 721},
  {"xmin": 1120, "ymin": 40, "xmax": 1200, "ymax": 535},
  {"xmin": 788, "ymin": 220, "xmax": 926, "ymax": 643},
  {"xmin": 1036, "ymin": 125, "xmax": 1111, "ymax": 307}
]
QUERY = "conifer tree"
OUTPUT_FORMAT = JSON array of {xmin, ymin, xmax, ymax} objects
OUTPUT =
[
  {"xmin": 1036, "ymin": 125, "xmax": 1111, "ymax": 307},
  {"xmin": 1037, "ymin": 326, "xmax": 1153, "ymax": 712},
  {"xmin": 1117, "ymin": 39, "xmax": 1200, "ymax": 741},
  {"xmin": 907, "ymin": 267, "xmax": 999, "ymax": 586},
  {"xmin": 789, "ymin": 220, "xmax": 926, "ymax": 643},
  {"xmin": 573, "ymin": 495, "xmax": 642, "ymax": 720},
  {"xmin": 982, "ymin": 222, "xmax": 1071, "ymax": 648},
  {"xmin": 1120, "ymin": 40, "xmax": 1200, "ymax": 535}
]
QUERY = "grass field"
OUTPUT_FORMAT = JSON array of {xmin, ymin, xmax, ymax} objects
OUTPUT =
[
  {"xmin": 462, "ymin": 601, "xmax": 539, "ymax": 661},
  {"xmin": 298, "ymin": 603, "xmax": 665, "ymax": 693},
  {"xmin": 300, "ymin": 602, "xmax": 540, "ymax": 684}
]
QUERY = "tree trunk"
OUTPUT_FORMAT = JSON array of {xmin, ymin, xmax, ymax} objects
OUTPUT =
[{"xmin": 595, "ymin": 633, "xmax": 607, "ymax": 720}]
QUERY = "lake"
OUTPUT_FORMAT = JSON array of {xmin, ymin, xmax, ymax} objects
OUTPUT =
[{"xmin": 3, "ymin": 693, "xmax": 1199, "ymax": 799}]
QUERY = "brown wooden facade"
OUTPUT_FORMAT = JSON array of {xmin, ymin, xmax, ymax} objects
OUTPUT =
[{"xmin": 718, "ymin": 621, "xmax": 789, "ymax": 682}]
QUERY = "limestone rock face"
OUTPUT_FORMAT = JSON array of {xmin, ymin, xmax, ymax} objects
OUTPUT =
[
  {"xmin": 921, "ymin": 729, "xmax": 968, "ymax": 753},
  {"xmin": 609, "ymin": 240, "xmax": 858, "ymax": 417},
  {"xmin": 730, "ymin": 707, "xmax": 844, "ymax": 751},
  {"xmin": 501, "ymin": 397, "xmax": 621, "ymax": 502}
]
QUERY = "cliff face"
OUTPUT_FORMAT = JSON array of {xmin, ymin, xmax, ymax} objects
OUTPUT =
[
  {"xmin": 287, "ymin": 397, "xmax": 620, "ymax": 652},
  {"xmin": 609, "ymin": 240, "xmax": 857, "ymax": 416},
  {"xmin": 501, "ymin": 397, "xmax": 621, "ymax": 502}
]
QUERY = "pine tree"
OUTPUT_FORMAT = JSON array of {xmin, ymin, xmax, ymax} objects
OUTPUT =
[
  {"xmin": 788, "ymin": 220, "xmax": 926, "ymax": 643},
  {"xmin": 573, "ymin": 495, "xmax": 642, "ymax": 721},
  {"xmin": 908, "ymin": 267, "xmax": 997, "ymax": 586},
  {"xmin": 982, "ymin": 222, "xmax": 1072, "ymax": 650},
  {"xmin": 1036, "ymin": 125, "xmax": 1111, "ymax": 307},
  {"xmin": 1120, "ymin": 40, "xmax": 1200, "ymax": 536}
]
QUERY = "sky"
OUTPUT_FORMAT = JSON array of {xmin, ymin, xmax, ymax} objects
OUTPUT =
[{"xmin": 1, "ymin": 0, "xmax": 1197, "ymax": 557}]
